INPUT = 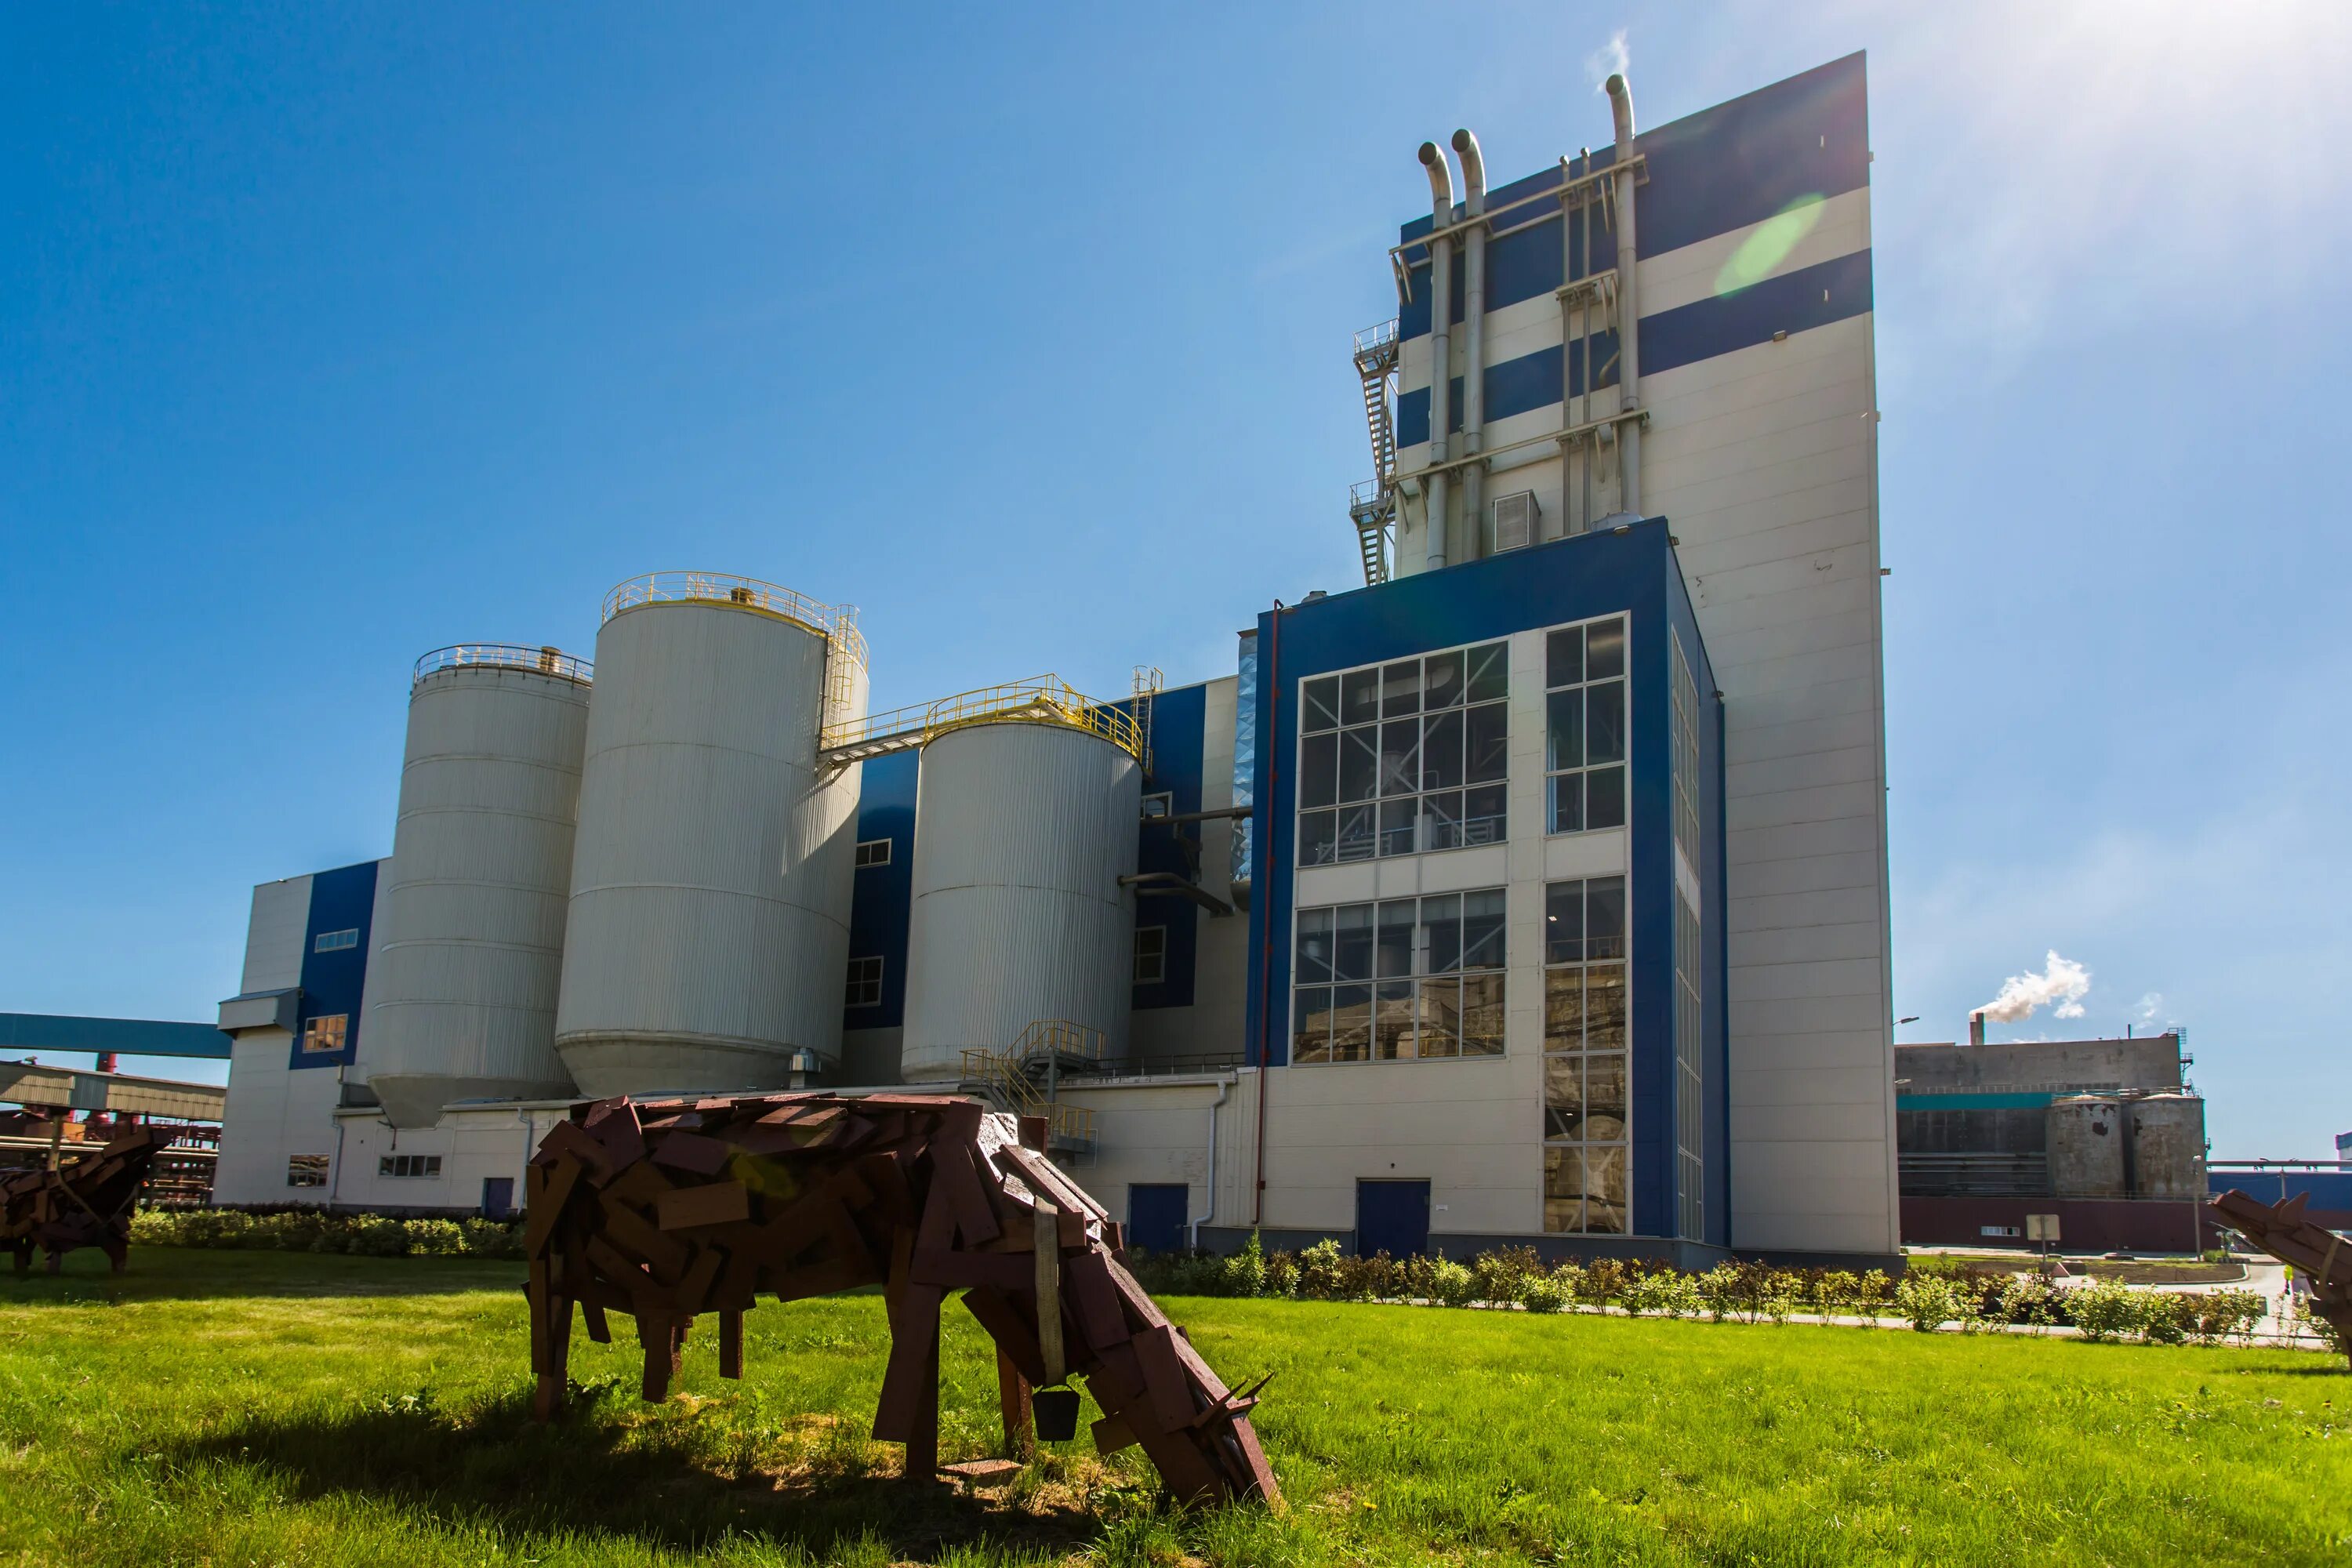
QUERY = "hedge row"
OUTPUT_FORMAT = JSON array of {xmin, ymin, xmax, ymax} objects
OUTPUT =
[
  {"xmin": 131, "ymin": 1208, "xmax": 525, "ymax": 1259},
  {"xmin": 1130, "ymin": 1237, "xmax": 2270, "ymax": 1346}
]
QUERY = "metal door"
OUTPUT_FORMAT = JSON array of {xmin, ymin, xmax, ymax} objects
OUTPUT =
[
  {"xmin": 1127, "ymin": 1182, "xmax": 1191, "ymax": 1254},
  {"xmin": 1356, "ymin": 1178, "xmax": 1431, "ymax": 1258}
]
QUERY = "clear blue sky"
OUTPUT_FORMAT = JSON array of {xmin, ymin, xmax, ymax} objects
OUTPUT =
[{"xmin": 5, "ymin": 4, "xmax": 2347, "ymax": 1156}]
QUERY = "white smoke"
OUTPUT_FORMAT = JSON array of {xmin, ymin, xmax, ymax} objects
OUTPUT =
[
  {"xmin": 1585, "ymin": 29, "xmax": 1630, "ymax": 90},
  {"xmin": 1976, "ymin": 949, "xmax": 2091, "ymax": 1023},
  {"xmin": 2133, "ymin": 992, "xmax": 2168, "ymax": 1026}
]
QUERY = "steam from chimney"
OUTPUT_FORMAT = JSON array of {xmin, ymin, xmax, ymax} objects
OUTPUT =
[
  {"xmin": 1585, "ymin": 29, "xmax": 1629, "ymax": 90},
  {"xmin": 1976, "ymin": 949, "xmax": 2091, "ymax": 1024}
]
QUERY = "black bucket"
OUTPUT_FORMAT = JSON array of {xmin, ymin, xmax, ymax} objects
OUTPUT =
[{"xmin": 1033, "ymin": 1387, "xmax": 1080, "ymax": 1443}]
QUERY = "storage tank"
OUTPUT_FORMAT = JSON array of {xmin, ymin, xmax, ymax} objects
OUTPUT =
[
  {"xmin": 555, "ymin": 574, "xmax": 867, "ymax": 1097},
  {"xmin": 362, "ymin": 644, "xmax": 592, "ymax": 1127},
  {"xmin": 900, "ymin": 684, "xmax": 1142, "ymax": 1080},
  {"xmin": 2128, "ymin": 1093, "xmax": 2208, "ymax": 1200},
  {"xmin": 2046, "ymin": 1094, "xmax": 2126, "ymax": 1199}
]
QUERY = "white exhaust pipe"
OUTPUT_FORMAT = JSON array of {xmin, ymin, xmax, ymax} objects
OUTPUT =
[
  {"xmin": 1419, "ymin": 140, "xmax": 1455, "ymax": 572},
  {"xmin": 1604, "ymin": 74, "xmax": 1641, "ymax": 516},
  {"xmin": 1451, "ymin": 129, "xmax": 1488, "ymax": 560}
]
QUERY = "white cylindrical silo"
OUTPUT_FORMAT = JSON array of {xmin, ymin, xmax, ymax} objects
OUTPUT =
[
  {"xmin": 555, "ymin": 574, "xmax": 866, "ymax": 1098},
  {"xmin": 363, "ymin": 645, "xmax": 593, "ymax": 1127},
  {"xmin": 900, "ymin": 708, "xmax": 1141, "ymax": 1081}
]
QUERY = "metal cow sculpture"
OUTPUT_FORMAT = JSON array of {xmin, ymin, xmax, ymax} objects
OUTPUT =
[
  {"xmin": 3, "ymin": 1126, "xmax": 165, "ymax": 1275},
  {"xmin": 522, "ymin": 1092, "xmax": 1279, "ymax": 1505},
  {"xmin": 2209, "ymin": 1187, "xmax": 2352, "ymax": 1367}
]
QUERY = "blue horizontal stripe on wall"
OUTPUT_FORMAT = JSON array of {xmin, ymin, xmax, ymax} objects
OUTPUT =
[
  {"xmin": 1397, "ymin": 332, "xmax": 1618, "ymax": 448},
  {"xmin": 1394, "ymin": 249, "xmax": 1869, "ymax": 447},
  {"xmin": 0, "ymin": 1014, "xmax": 230, "ymax": 1058},
  {"xmin": 1398, "ymin": 53, "xmax": 1869, "ymax": 340}
]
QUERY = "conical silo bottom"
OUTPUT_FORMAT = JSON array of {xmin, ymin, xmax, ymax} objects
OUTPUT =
[
  {"xmin": 556, "ymin": 1035, "xmax": 809, "ymax": 1100},
  {"xmin": 371, "ymin": 1073, "xmax": 582, "ymax": 1130}
]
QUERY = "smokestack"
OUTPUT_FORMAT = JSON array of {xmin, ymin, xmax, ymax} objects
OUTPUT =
[
  {"xmin": 1418, "ymin": 140, "xmax": 1457, "ymax": 572},
  {"xmin": 95, "ymin": 1051, "xmax": 118, "ymax": 1074},
  {"xmin": 1969, "ymin": 1012, "xmax": 1987, "ymax": 1048}
]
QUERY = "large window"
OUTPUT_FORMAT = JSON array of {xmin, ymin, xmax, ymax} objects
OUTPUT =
[
  {"xmin": 1297, "ymin": 642, "xmax": 1508, "ymax": 866},
  {"xmin": 378, "ymin": 1154, "xmax": 442, "ymax": 1179},
  {"xmin": 1292, "ymin": 891, "xmax": 1505, "ymax": 1063},
  {"xmin": 1545, "ymin": 616, "xmax": 1627, "ymax": 833},
  {"xmin": 286, "ymin": 1154, "xmax": 328, "ymax": 1189},
  {"xmin": 1543, "ymin": 875, "xmax": 1628, "ymax": 1234},
  {"xmin": 300, "ymin": 1014, "xmax": 347, "ymax": 1055}
]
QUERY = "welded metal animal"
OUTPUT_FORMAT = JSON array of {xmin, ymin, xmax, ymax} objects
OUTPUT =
[
  {"xmin": 521, "ymin": 1092, "xmax": 1278, "ymax": 1505},
  {"xmin": 2, "ymin": 1126, "xmax": 164, "ymax": 1275},
  {"xmin": 2210, "ymin": 1188, "xmax": 2352, "ymax": 1367}
]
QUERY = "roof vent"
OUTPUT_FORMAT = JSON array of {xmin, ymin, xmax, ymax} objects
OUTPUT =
[{"xmin": 1493, "ymin": 491, "xmax": 1540, "ymax": 553}]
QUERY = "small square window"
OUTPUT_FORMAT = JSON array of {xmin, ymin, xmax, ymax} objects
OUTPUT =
[
  {"xmin": 301, "ymin": 1014, "xmax": 348, "ymax": 1054},
  {"xmin": 287, "ymin": 1154, "xmax": 328, "ymax": 1189},
  {"xmin": 1134, "ymin": 927, "xmax": 1168, "ymax": 985},
  {"xmin": 845, "ymin": 955, "xmax": 884, "ymax": 1008},
  {"xmin": 854, "ymin": 838, "xmax": 893, "ymax": 868},
  {"xmin": 1141, "ymin": 792, "xmax": 1173, "ymax": 821}
]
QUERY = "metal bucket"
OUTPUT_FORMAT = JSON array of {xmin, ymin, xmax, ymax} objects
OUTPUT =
[{"xmin": 1033, "ymin": 1386, "xmax": 1080, "ymax": 1443}]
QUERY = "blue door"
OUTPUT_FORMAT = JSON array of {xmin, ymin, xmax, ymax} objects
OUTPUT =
[
  {"xmin": 481, "ymin": 1177, "xmax": 515, "ymax": 1220},
  {"xmin": 1127, "ymin": 1183, "xmax": 1192, "ymax": 1254},
  {"xmin": 1356, "ymin": 1179, "xmax": 1431, "ymax": 1258}
]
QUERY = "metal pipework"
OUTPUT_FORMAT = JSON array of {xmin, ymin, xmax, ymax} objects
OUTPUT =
[
  {"xmin": 1604, "ymin": 74, "xmax": 1642, "ymax": 514},
  {"xmin": 1451, "ymin": 129, "xmax": 1488, "ymax": 561},
  {"xmin": 1418, "ymin": 140, "xmax": 1455, "ymax": 572}
]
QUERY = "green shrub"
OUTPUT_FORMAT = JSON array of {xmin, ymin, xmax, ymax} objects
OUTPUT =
[
  {"xmin": 1226, "ymin": 1231, "xmax": 1268, "ymax": 1298},
  {"xmin": 1426, "ymin": 1258, "xmax": 1475, "ymax": 1308},
  {"xmin": 2069, "ymin": 1279, "xmax": 2140, "ymax": 1343},
  {"xmin": 1521, "ymin": 1272, "xmax": 1573, "ymax": 1313},
  {"xmin": 2136, "ymin": 1292, "xmax": 2192, "ymax": 1346},
  {"xmin": 1470, "ymin": 1245, "xmax": 1541, "ymax": 1306},
  {"xmin": 1993, "ymin": 1274, "xmax": 2065, "ymax": 1330},
  {"xmin": 1261, "ymin": 1248, "xmax": 1298, "ymax": 1298},
  {"xmin": 459, "ymin": 1218, "xmax": 523, "ymax": 1259},
  {"xmin": 1624, "ymin": 1267, "xmax": 1698, "ymax": 1319},
  {"xmin": 1893, "ymin": 1272, "xmax": 1975, "ymax": 1333},
  {"xmin": 1294, "ymin": 1239, "xmax": 1349, "ymax": 1301},
  {"xmin": 2189, "ymin": 1288, "xmax": 2265, "ymax": 1346},
  {"xmin": 404, "ymin": 1218, "xmax": 466, "ymax": 1257}
]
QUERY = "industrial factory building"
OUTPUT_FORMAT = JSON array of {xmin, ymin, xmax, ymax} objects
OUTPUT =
[{"xmin": 215, "ymin": 53, "xmax": 1897, "ymax": 1265}]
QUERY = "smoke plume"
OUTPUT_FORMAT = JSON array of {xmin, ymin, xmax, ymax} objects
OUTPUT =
[
  {"xmin": 1976, "ymin": 949, "xmax": 2090, "ymax": 1023},
  {"xmin": 1586, "ymin": 30, "xmax": 1630, "ymax": 90}
]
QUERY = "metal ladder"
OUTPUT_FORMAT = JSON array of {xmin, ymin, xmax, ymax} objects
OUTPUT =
[
  {"xmin": 1349, "ymin": 319, "xmax": 1400, "ymax": 585},
  {"xmin": 957, "ymin": 1020, "xmax": 1104, "ymax": 1157}
]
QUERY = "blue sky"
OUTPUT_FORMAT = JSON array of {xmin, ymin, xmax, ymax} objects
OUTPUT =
[{"xmin": 4, "ymin": 4, "xmax": 2347, "ymax": 1156}]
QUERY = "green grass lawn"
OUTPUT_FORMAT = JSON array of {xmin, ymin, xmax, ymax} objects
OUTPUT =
[{"xmin": 1, "ymin": 1249, "xmax": 2345, "ymax": 1567}]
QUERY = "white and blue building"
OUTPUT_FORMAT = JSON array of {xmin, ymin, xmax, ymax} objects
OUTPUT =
[{"xmin": 212, "ymin": 53, "xmax": 1896, "ymax": 1265}]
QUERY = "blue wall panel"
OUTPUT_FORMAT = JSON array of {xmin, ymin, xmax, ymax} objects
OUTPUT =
[
  {"xmin": 844, "ymin": 750, "xmax": 919, "ymax": 1032},
  {"xmin": 1132, "ymin": 682, "xmax": 1207, "ymax": 1012},
  {"xmin": 288, "ymin": 859, "xmax": 380, "ymax": 1071},
  {"xmin": 1664, "ymin": 551, "xmax": 1733, "ymax": 1249}
]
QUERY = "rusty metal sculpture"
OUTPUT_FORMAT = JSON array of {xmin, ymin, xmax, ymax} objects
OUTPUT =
[
  {"xmin": 2209, "ymin": 1188, "xmax": 2352, "ymax": 1367},
  {"xmin": 521, "ymin": 1092, "xmax": 1279, "ymax": 1504},
  {"xmin": 2, "ymin": 1126, "xmax": 165, "ymax": 1275}
]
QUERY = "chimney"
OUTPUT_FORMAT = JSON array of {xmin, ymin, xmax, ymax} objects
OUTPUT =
[
  {"xmin": 95, "ymin": 1051, "xmax": 118, "ymax": 1074},
  {"xmin": 1968, "ymin": 1013, "xmax": 1987, "ymax": 1048}
]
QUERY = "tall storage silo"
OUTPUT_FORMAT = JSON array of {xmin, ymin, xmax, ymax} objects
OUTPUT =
[
  {"xmin": 900, "ymin": 688, "xmax": 1142, "ymax": 1081},
  {"xmin": 2127, "ymin": 1093, "xmax": 2207, "ymax": 1200},
  {"xmin": 556, "ymin": 574, "xmax": 867, "ymax": 1097},
  {"xmin": 363, "ymin": 645, "xmax": 593, "ymax": 1127},
  {"xmin": 2047, "ymin": 1094, "xmax": 2126, "ymax": 1199}
]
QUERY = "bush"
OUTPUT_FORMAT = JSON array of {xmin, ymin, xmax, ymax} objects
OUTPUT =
[
  {"xmin": 1521, "ymin": 1272, "xmax": 1573, "ymax": 1313},
  {"xmin": 1293, "ymin": 1239, "xmax": 1350, "ymax": 1301},
  {"xmin": 2189, "ymin": 1289, "xmax": 2265, "ymax": 1346},
  {"xmin": 1471, "ymin": 1246, "xmax": 1541, "ymax": 1307},
  {"xmin": 1261, "ymin": 1248, "xmax": 1298, "ymax": 1299},
  {"xmin": 460, "ymin": 1218, "xmax": 524, "ymax": 1259},
  {"xmin": 1424, "ymin": 1258, "xmax": 1475, "ymax": 1308},
  {"xmin": 1893, "ymin": 1272, "xmax": 1976, "ymax": 1333},
  {"xmin": 1992, "ymin": 1274, "xmax": 2066, "ymax": 1330},
  {"xmin": 1623, "ymin": 1267, "xmax": 1698, "ymax": 1319},
  {"xmin": 1226, "ymin": 1231, "xmax": 1268, "ymax": 1299},
  {"xmin": 2069, "ymin": 1279, "xmax": 2140, "ymax": 1343},
  {"xmin": 404, "ymin": 1218, "xmax": 466, "ymax": 1257}
]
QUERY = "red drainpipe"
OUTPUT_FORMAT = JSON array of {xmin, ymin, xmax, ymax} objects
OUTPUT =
[{"xmin": 1253, "ymin": 601, "xmax": 1283, "ymax": 1229}]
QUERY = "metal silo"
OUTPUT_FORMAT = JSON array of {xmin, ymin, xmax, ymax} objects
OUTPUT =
[
  {"xmin": 2046, "ymin": 1095, "xmax": 2126, "ymax": 1199},
  {"xmin": 899, "ymin": 681, "xmax": 1142, "ymax": 1081},
  {"xmin": 2127, "ymin": 1093, "xmax": 2208, "ymax": 1200},
  {"xmin": 363, "ymin": 645, "xmax": 593, "ymax": 1127},
  {"xmin": 555, "ymin": 573, "xmax": 868, "ymax": 1097}
]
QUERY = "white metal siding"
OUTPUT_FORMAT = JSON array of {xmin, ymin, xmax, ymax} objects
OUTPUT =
[
  {"xmin": 239, "ymin": 877, "xmax": 312, "ymax": 994},
  {"xmin": 899, "ymin": 721, "xmax": 1141, "ymax": 1080},
  {"xmin": 556, "ymin": 601, "xmax": 862, "ymax": 1096},
  {"xmin": 362, "ymin": 666, "xmax": 590, "ymax": 1125}
]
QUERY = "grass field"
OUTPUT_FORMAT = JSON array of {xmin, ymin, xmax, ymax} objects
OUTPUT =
[{"xmin": 1, "ymin": 1250, "xmax": 2346, "ymax": 1566}]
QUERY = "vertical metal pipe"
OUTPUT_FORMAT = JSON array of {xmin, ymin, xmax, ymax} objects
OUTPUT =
[
  {"xmin": 1451, "ymin": 129, "xmax": 1487, "ymax": 561},
  {"xmin": 1418, "ymin": 142, "xmax": 1455, "ymax": 572},
  {"xmin": 1605, "ymin": 74, "xmax": 1642, "ymax": 515}
]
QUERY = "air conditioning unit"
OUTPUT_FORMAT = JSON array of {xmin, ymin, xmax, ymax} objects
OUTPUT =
[{"xmin": 1493, "ymin": 491, "xmax": 1540, "ymax": 553}]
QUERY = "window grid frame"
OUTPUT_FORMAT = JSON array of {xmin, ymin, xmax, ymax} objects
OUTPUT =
[
  {"xmin": 1544, "ymin": 614, "xmax": 1632, "ymax": 838},
  {"xmin": 300, "ymin": 1014, "xmax": 348, "ymax": 1056},
  {"xmin": 378, "ymin": 1153, "xmax": 443, "ymax": 1179},
  {"xmin": 1134, "ymin": 925, "xmax": 1169, "ymax": 985},
  {"xmin": 853, "ymin": 838, "xmax": 892, "ymax": 869},
  {"xmin": 844, "ymin": 954, "xmax": 885, "ymax": 1010},
  {"xmin": 1288, "ymin": 889, "xmax": 1508, "ymax": 1066},
  {"xmin": 1293, "ymin": 639, "xmax": 1511, "ymax": 869},
  {"xmin": 1541, "ymin": 874, "xmax": 1632, "ymax": 1236}
]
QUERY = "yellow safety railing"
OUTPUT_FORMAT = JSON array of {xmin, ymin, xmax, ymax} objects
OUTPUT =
[
  {"xmin": 957, "ymin": 1019, "xmax": 1105, "ymax": 1151},
  {"xmin": 601, "ymin": 572, "xmax": 868, "ymax": 673},
  {"xmin": 821, "ymin": 674, "xmax": 1142, "ymax": 761},
  {"xmin": 412, "ymin": 644, "xmax": 592, "ymax": 688}
]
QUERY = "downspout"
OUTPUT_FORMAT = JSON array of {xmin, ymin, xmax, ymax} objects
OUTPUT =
[
  {"xmin": 1451, "ymin": 129, "xmax": 1488, "ymax": 560},
  {"xmin": 1188, "ymin": 1073, "xmax": 1236, "ymax": 1248},
  {"xmin": 1417, "ymin": 142, "xmax": 1455, "ymax": 572},
  {"xmin": 1604, "ymin": 74, "xmax": 1642, "ymax": 515},
  {"xmin": 1252, "ymin": 602, "xmax": 1282, "ymax": 1228}
]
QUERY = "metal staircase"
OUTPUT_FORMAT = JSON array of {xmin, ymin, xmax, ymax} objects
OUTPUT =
[
  {"xmin": 1350, "ymin": 320, "xmax": 1401, "ymax": 585},
  {"xmin": 958, "ymin": 1019, "xmax": 1104, "ymax": 1158}
]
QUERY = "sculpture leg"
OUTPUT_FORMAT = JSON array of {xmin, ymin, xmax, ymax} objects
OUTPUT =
[
  {"xmin": 719, "ymin": 1309, "xmax": 743, "ymax": 1381},
  {"xmin": 637, "ymin": 1313, "xmax": 675, "ymax": 1402},
  {"xmin": 997, "ymin": 1348, "xmax": 1034, "ymax": 1461}
]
